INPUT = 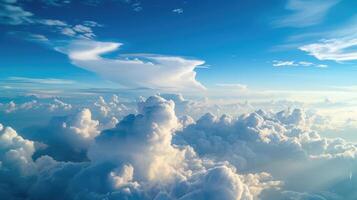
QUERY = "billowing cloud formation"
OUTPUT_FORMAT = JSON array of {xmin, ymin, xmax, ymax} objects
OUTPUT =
[
  {"xmin": 0, "ymin": 96, "xmax": 280, "ymax": 200},
  {"xmin": 62, "ymin": 40, "xmax": 206, "ymax": 91},
  {"xmin": 176, "ymin": 108, "xmax": 357, "ymax": 199},
  {"xmin": 0, "ymin": 123, "xmax": 37, "ymax": 198},
  {"xmin": 23, "ymin": 108, "xmax": 99, "ymax": 161},
  {"xmin": 2, "ymin": 94, "xmax": 357, "ymax": 199}
]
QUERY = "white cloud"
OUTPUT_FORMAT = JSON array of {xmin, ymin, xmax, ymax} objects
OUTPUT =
[
  {"xmin": 22, "ymin": 108, "xmax": 99, "ymax": 161},
  {"xmin": 0, "ymin": 0, "xmax": 99, "ymax": 40},
  {"xmin": 58, "ymin": 24, "xmax": 97, "ymax": 39},
  {"xmin": 172, "ymin": 8, "xmax": 184, "ymax": 14},
  {"xmin": 0, "ymin": 95, "xmax": 281, "ymax": 199},
  {"xmin": 176, "ymin": 106, "xmax": 357, "ymax": 198},
  {"xmin": 3, "ymin": 94, "xmax": 357, "ymax": 199},
  {"xmin": 272, "ymin": 60, "xmax": 328, "ymax": 68},
  {"xmin": 0, "ymin": 124, "xmax": 36, "ymax": 174},
  {"xmin": 83, "ymin": 20, "xmax": 102, "ymax": 27},
  {"xmin": 37, "ymin": 19, "xmax": 67, "ymax": 26},
  {"xmin": 300, "ymin": 38, "xmax": 357, "ymax": 62},
  {"xmin": 61, "ymin": 40, "xmax": 206, "ymax": 91},
  {"xmin": 273, "ymin": 0, "xmax": 339, "ymax": 27},
  {"xmin": 0, "ymin": 1, "xmax": 34, "ymax": 25},
  {"xmin": 27, "ymin": 33, "xmax": 49, "ymax": 41}
]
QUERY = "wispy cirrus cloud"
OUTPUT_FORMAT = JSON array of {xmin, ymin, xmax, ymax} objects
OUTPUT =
[
  {"xmin": 298, "ymin": 16, "xmax": 357, "ymax": 62},
  {"xmin": 273, "ymin": 0, "xmax": 340, "ymax": 28},
  {"xmin": 300, "ymin": 38, "xmax": 357, "ymax": 62}
]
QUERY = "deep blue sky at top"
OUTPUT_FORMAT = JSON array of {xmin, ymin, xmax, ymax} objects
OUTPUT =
[{"xmin": 1, "ymin": 0, "xmax": 357, "ymax": 91}]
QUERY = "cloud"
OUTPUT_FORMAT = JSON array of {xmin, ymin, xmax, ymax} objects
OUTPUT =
[
  {"xmin": 23, "ymin": 108, "xmax": 99, "ymax": 161},
  {"xmin": 0, "ymin": 123, "xmax": 37, "ymax": 198},
  {"xmin": 0, "ymin": 96, "xmax": 280, "ymax": 200},
  {"xmin": 0, "ymin": 0, "xmax": 99, "ymax": 40},
  {"xmin": 61, "ymin": 40, "xmax": 206, "ymax": 91},
  {"xmin": 273, "ymin": 0, "xmax": 339, "ymax": 27},
  {"xmin": 37, "ymin": 19, "xmax": 67, "ymax": 26},
  {"xmin": 300, "ymin": 38, "xmax": 357, "ymax": 62},
  {"xmin": 272, "ymin": 60, "xmax": 328, "ymax": 68},
  {"xmin": 0, "ymin": 0, "xmax": 34, "ymax": 25},
  {"xmin": 175, "ymin": 107, "xmax": 357, "ymax": 199},
  {"xmin": 172, "ymin": 8, "xmax": 184, "ymax": 14},
  {"xmin": 83, "ymin": 20, "xmax": 102, "ymax": 27},
  {"xmin": 39, "ymin": 0, "xmax": 71, "ymax": 7},
  {"xmin": 3, "ymin": 94, "xmax": 357, "ymax": 199}
]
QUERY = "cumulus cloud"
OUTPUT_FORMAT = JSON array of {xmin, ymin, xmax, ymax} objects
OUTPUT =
[
  {"xmin": 61, "ymin": 40, "xmax": 206, "ymax": 91},
  {"xmin": 0, "ymin": 123, "xmax": 37, "ymax": 198},
  {"xmin": 2, "ymin": 94, "xmax": 357, "ymax": 199},
  {"xmin": 85, "ymin": 96, "xmax": 279, "ymax": 199},
  {"xmin": 0, "ymin": 97, "xmax": 72, "ymax": 115},
  {"xmin": 273, "ymin": 0, "xmax": 340, "ymax": 27},
  {"xmin": 0, "ymin": 96, "xmax": 282, "ymax": 199},
  {"xmin": 23, "ymin": 108, "xmax": 99, "ymax": 161},
  {"xmin": 176, "ymin": 107, "xmax": 357, "ymax": 199}
]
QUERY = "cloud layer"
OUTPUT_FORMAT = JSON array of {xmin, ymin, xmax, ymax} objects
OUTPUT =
[
  {"xmin": 0, "ymin": 95, "xmax": 282, "ymax": 200},
  {"xmin": 1, "ymin": 94, "xmax": 357, "ymax": 199}
]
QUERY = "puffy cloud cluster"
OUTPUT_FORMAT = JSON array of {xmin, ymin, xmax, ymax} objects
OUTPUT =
[
  {"xmin": 1, "ymin": 94, "xmax": 357, "ymax": 199},
  {"xmin": 0, "ymin": 95, "xmax": 137, "ymax": 132},
  {"xmin": 0, "ymin": 97, "xmax": 73, "ymax": 129},
  {"xmin": 175, "ymin": 108, "xmax": 357, "ymax": 199},
  {"xmin": 0, "ymin": 95, "xmax": 281, "ymax": 200},
  {"xmin": 23, "ymin": 108, "xmax": 99, "ymax": 161},
  {"xmin": 92, "ymin": 95, "xmax": 131, "ymax": 129},
  {"xmin": 0, "ymin": 97, "xmax": 72, "ymax": 114},
  {"xmin": 0, "ymin": 123, "xmax": 36, "ymax": 199}
]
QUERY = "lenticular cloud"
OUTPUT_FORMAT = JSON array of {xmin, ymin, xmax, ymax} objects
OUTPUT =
[{"xmin": 1, "ymin": 95, "xmax": 357, "ymax": 199}]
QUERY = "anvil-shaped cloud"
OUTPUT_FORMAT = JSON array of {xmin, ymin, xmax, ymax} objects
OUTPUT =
[{"xmin": 60, "ymin": 40, "xmax": 206, "ymax": 91}]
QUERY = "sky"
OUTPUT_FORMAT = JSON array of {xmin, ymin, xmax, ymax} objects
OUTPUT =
[
  {"xmin": 3, "ymin": 1, "xmax": 357, "ymax": 200},
  {"xmin": 1, "ymin": 0, "xmax": 357, "ymax": 99}
]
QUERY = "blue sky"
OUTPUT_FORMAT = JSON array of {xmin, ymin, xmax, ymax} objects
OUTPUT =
[{"xmin": 1, "ymin": 0, "xmax": 357, "ymax": 96}]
